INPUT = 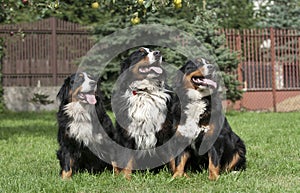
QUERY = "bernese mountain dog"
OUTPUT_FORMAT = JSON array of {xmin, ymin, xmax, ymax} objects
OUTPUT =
[
  {"xmin": 56, "ymin": 72, "xmax": 115, "ymax": 179},
  {"xmin": 171, "ymin": 58, "xmax": 246, "ymax": 180},
  {"xmin": 111, "ymin": 47, "xmax": 174, "ymax": 179}
]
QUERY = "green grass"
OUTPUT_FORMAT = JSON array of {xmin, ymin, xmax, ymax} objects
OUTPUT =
[{"xmin": 0, "ymin": 111, "xmax": 300, "ymax": 193}]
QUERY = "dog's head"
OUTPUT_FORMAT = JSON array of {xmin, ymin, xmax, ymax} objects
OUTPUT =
[
  {"xmin": 57, "ymin": 72, "xmax": 97, "ymax": 105},
  {"xmin": 174, "ymin": 58, "xmax": 217, "ymax": 97},
  {"xmin": 121, "ymin": 47, "xmax": 163, "ymax": 79}
]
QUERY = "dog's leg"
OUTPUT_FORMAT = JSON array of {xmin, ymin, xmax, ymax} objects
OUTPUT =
[
  {"xmin": 121, "ymin": 157, "xmax": 133, "ymax": 180},
  {"xmin": 169, "ymin": 158, "xmax": 176, "ymax": 173},
  {"xmin": 172, "ymin": 152, "xmax": 190, "ymax": 178},
  {"xmin": 112, "ymin": 161, "xmax": 120, "ymax": 175},
  {"xmin": 208, "ymin": 148, "xmax": 220, "ymax": 181},
  {"xmin": 225, "ymin": 143, "xmax": 246, "ymax": 172},
  {"xmin": 61, "ymin": 156, "xmax": 74, "ymax": 179},
  {"xmin": 225, "ymin": 152, "xmax": 241, "ymax": 172}
]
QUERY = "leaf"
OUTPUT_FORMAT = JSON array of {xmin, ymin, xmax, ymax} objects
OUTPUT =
[{"xmin": 144, "ymin": 0, "xmax": 153, "ymax": 8}]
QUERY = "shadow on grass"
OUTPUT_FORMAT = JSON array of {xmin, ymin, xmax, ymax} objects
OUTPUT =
[{"xmin": 0, "ymin": 111, "xmax": 57, "ymax": 140}]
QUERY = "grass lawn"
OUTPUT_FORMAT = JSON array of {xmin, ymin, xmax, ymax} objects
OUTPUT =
[{"xmin": 0, "ymin": 111, "xmax": 299, "ymax": 193}]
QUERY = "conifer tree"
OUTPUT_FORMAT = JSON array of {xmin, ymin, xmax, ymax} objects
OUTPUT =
[
  {"xmin": 91, "ymin": 0, "xmax": 243, "ymax": 104},
  {"xmin": 0, "ymin": 0, "xmax": 244, "ymax": 107},
  {"xmin": 257, "ymin": 0, "xmax": 300, "ymax": 29},
  {"xmin": 205, "ymin": 0, "xmax": 257, "ymax": 29}
]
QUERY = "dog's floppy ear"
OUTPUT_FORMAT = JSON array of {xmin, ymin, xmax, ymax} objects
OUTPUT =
[
  {"xmin": 172, "ymin": 63, "xmax": 189, "ymax": 90},
  {"xmin": 120, "ymin": 58, "xmax": 131, "ymax": 73},
  {"xmin": 57, "ymin": 76, "xmax": 71, "ymax": 104},
  {"xmin": 95, "ymin": 78, "xmax": 105, "ymax": 103}
]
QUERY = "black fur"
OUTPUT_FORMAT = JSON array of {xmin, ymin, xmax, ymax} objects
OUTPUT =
[
  {"xmin": 111, "ymin": 48, "xmax": 175, "ymax": 177},
  {"xmin": 172, "ymin": 59, "xmax": 246, "ymax": 180},
  {"xmin": 56, "ymin": 73, "xmax": 115, "ymax": 178}
]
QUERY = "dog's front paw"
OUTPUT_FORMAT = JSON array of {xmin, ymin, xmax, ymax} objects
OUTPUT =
[
  {"xmin": 61, "ymin": 170, "xmax": 72, "ymax": 180},
  {"xmin": 208, "ymin": 172, "xmax": 219, "ymax": 181},
  {"xmin": 172, "ymin": 171, "xmax": 189, "ymax": 178}
]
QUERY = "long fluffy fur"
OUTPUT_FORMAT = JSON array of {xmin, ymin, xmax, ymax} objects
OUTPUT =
[
  {"xmin": 56, "ymin": 74, "xmax": 115, "ymax": 179},
  {"xmin": 112, "ymin": 48, "xmax": 174, "ymax": 177},
  {"xmin": 172, "ymin": 59, "xmax": 246, "ymax": 180}
]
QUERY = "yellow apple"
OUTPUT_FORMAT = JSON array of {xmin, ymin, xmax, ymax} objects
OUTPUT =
[
  {"xmin": 175, "ymin": 3, "xmax": 182, "ymax": 9},
  {"xmin": 173, "ymin": 0, "xmax": 182, "ymax": 5},
  {"xmin": 137, "ymin": 0, "xmax": 144, "ymax": 5},
  {"xmin": 91, "ymin": 2, "xmax": 99, "ymax": 9},
  {"xmin": 131, "ymin": 17, "xmax": 141, "ymax": 25},
  {"xmin": 54, "ymin": 1, "xmax": 59, "ymax": 8}
]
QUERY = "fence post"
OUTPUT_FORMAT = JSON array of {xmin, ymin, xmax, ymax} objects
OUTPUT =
[
  {"xmin": 50, "ymin": 17, "xmax": 57, "ymax": 85},
  {"xmin": 270, "ymin": 28, "xmax": 277, "ymax": 112},
  {"xmin": 236, "ymin": 30, "xmax": 243, "ymax": 109}
]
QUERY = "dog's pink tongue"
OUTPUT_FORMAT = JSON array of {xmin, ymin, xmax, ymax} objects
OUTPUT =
[
  {"xmin": 203, "ymin": 79, "xmax": 217, "ymax": 89},
  {"xmin": 85, "ymin": 94, "xmax": 97, "ymax": 105},
  {"xmin": 149, "ymin": 66, "xmax": 163, "ymax": 74}
]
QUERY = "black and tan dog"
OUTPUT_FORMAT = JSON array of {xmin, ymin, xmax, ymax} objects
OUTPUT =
[
  {"xmin": 111, "ymin": 47, "xmax": 174, "ymax": 179},
  {"xmin": 171, "ymin": 58, "xmax": 246, "ymax": 180},
  {"xmin": 56, "ymin": 72, "xmax": 115, "ymax": 179}
]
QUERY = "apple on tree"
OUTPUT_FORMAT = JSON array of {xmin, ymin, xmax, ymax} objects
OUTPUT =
[
  {"xmin": 91, "ymin": 2, "xmax": 99, "ymax": 9},
  {"xmin": 131, "ymin": 16, "xmax": 140, "ymax": 25}
]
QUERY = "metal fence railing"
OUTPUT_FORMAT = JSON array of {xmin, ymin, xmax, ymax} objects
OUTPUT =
[
  {"xmin": 1, "ymin": 20, "xmax": 299, "ymax": 111},
  {"xmin": 220, "ymin": 28, "xmax": 300, "ymax": 111},
  {"xmin": 0, "ymin": 17, "xmax": 95, "ymax": 87}
]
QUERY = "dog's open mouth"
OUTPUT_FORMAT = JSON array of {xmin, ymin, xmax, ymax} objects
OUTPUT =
[
  {"xmin": 138, "ymin": 66, "xmax": 163, "ymax": 74},
  {"xmin": 192, "ymin": 76, "xmax": 217, "ymax": 89},
  {"xmin": 132, "ymin": 88, "xmax": 148, "ymax": 95},
  {"xmin": 78, "ymin": 91, "xmax": 97, "ymax": 104}
]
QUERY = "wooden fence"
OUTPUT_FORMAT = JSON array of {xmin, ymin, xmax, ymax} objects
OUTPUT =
[
  {"xmin": 220, "ymin": 28, "xmax": 300, "ymax": 111},
  {"xmin": 0, "ymin": 17, "xmax": 94, "ymax": 87},
  {"xmin": 0, "ymin": 18, "xmax": 299, "ymax": 111}
]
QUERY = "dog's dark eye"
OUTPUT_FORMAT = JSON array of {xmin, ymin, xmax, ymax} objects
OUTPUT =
[
  {"xmin": 185, "ymin": 65, "xmax": 196, "ymax": 72},
  {"xmin": 74, "ymin": 75, "xmax": 84, "ymax": 84},
  {"xmin": 139, "ymin": 51, "xmax": 147, "ymax": 56},
  {"xmin": 70, "ymin": 80, "xmax": 74, "ymax": 85},
  {"xmin": 138, "ymin": 48, "xmax": 148, "ymax": 56},
  {"xmin": 77, "ymin": 76, "xmax": 84, "ymax": 82},
  {"xmin": 91, "ymin": 77, "xmax": 96, "ymax": 81}
]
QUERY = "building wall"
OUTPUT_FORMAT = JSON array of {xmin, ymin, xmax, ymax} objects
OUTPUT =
[{"xmin": 4, "ymin": 87, "xmax": 60, "ymax": 111}]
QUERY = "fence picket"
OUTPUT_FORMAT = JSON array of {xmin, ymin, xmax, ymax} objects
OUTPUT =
[
  {"xmin": 0, "ymin": 19, "xmax": 300, "ymax": 111},
  {"xmin": 0, "ymin": 17, "xmax": 93, "ymax": 86}
]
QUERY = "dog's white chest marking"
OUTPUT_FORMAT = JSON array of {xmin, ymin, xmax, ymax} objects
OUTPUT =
[
  {"xmin": 64, "ymin": 102, "xmax": 103, "ymax": 146},
  {"xmin": 125, "ymin": 80, "xmax": 170, "ymax": 149},
  {"xmin": 177, "ymin": 89, "xmax": 209, "ymax": 139}
]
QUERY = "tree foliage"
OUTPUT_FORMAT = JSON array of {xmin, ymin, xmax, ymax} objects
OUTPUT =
[
  {"xmin": 256, "ymin": 0, "xmax": 300, "ymax": 29},
  {"xmin": 0, "ymin": 0, "xmax": 243, "ymax": 106},
  {"xmin": 90, "ymin": 0, "xmax": 242, "ymax": 103},
  {"xmin": 0, "ymin": 0, "xmax": 60, "ymax": 23},
  {"xmin": 204, "ymin": 0, "xmax": 257, "ymax": 29}
]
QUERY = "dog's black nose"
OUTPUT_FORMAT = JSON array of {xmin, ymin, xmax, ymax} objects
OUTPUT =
[{"xmin": 153, "ymin": 51, "xmax": 161, "ymax": 57}]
